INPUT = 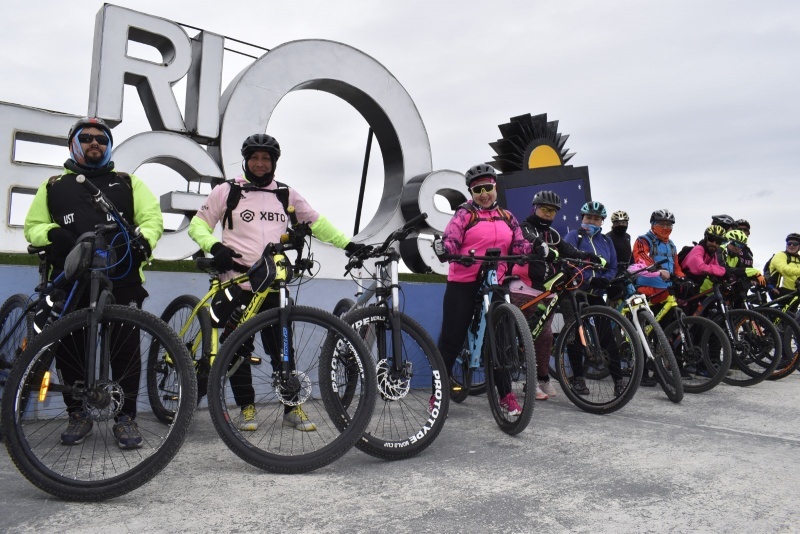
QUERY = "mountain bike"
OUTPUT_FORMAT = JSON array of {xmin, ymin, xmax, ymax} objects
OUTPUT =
[
  {"xmin": 542, "ymin": 259, "xmax": 645, "ymax": 414},
  {"xmin": 609, "ymin": 265, "xmax": 683, "ymax": 403},
  {"xmin": 439, "ymin": 249, "xmax": 535, "ymax": 435},
  {"xmin": 156, "ymin": 210, "xmax": 378, "ymax": 473},
  {"xmin": 1, "ymin": 175, "xmax": 196, "ymax": 501},
  {"xmin": 687, "ymin": 278, "xmax": 782, "ymax": 386},
  {"xmin": 333, "ymin": 213, "xmax": 448, "ymax": 459},
  {"xmin": 746, "ymin": 286, "xmax": 800, "ymax": 380}
]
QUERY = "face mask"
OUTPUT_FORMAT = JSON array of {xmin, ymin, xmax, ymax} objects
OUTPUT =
[
  {"xmin": 581, "ymin": 224, "xmax": 601, "ymax": 236},
  {"xmin": 652, "ymin": 226, "xmax": 673, "ymax": 241},
  {"xmin": 612, "ymin": 225, "xmax": 628, "ymax": 235}
]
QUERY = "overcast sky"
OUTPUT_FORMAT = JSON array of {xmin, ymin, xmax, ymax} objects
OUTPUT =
[{"xmin": 2, "ymin": 0, "xmax": 799, "ymax": 267}]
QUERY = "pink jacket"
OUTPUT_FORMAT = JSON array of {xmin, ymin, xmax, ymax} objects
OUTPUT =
[
  {"xmin": 441, "ymin": 202, "xmax": 530, "ymax": 283},
  {"xmin": 681, "ymin": 244, "xmax": 726, "ymax": 278}
]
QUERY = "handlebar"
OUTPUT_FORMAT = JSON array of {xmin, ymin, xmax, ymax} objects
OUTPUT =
[{"xmin": 343, "ymin": 213, "xmax": 429, "ymax": 273}]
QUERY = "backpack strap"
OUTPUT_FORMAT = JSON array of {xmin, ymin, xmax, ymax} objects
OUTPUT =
[{"xmin": 222, "ymin": 180, "xmax": 292, "ymax": 230}]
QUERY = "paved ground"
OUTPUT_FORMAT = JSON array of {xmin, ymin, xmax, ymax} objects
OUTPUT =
[{"xmin": 2, "ymin": 374, "xmax": 800, "ymax": 533}]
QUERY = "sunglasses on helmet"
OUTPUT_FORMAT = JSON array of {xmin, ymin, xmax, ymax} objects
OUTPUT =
[
  {"xmin": 469, "ymin": 183, "xmax": 496, "ymax": 195},
  {"xmin": 77, "ymin": 133, "xmax": 110, "ymax": 146}
]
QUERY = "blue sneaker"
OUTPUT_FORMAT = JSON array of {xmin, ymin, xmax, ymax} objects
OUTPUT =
[
  {"xmin": 61, "ymin": 411, "xmax": 93, "ymax": 445},
  {"xmin": 113, "ymin": 415, "xmax": 143, "ymax": 449}
]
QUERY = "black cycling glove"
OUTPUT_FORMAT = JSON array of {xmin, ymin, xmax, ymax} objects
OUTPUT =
[
  {"xmin": 588, "ymin": 277, "xmax": 610, "ymax": 289},
  {"xmin": 47, "ymin": 227, "xmax": 77, "ymax": 261},
  {"xmin": 210, "ymin": 242, "xmax": 242, "ymax": 271}
]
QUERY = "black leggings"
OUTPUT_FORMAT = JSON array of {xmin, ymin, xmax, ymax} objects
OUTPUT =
[{"xmin": 564, "ymin": 294, "xmax": 624, "ymax": 381}]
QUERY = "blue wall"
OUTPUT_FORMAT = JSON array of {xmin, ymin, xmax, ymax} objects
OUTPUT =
[{"xmin": 0, "ymin": 265, "xmax": 446, "ymax": 345}]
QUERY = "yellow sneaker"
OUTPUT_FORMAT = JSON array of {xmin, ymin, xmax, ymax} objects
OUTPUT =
[
  {"xmin": 238, "ymin": 404, "xmax": 258, "ymax": 431},
  {"xmin": 282, "ymin": 405, "xmax": 317, "ymax": 432}
]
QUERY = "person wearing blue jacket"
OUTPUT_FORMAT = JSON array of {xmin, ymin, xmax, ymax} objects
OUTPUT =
[{"xmin": 561, "ymin": 201, "xmax": 626, "ymax": 397}]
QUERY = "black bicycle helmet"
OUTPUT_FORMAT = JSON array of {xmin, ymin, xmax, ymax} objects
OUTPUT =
[
  {"xmin": 711, "ymin": 214, "xmax": 735, "ymax": 229},
  {"xmin": 735, "ymin": 219, "xmax": 751, "ymax": 231},
  {"xmin": 531, "ymin": 190, "xmax": 562, "ymax": 210},
  {"xmin": 464, "ymin": 164, "xmax": 497, "ymax": 186},
  {"xmin": 580, "ymin": 201, "xmax": 607, "ymax": 218},
  {"xmin": 241, "ymin": 134, "xmax": 281, "ymax": 162},
  {"xmin": 68, "ymin": 117, "xmax": 113, "ymax": 144},
  {"xmin": 786, "ymin": 233, "xmax": 800, "ymax": 243},
  {"xmin": 650, "ymin": 209, "xmax": 675, "ymax": 224}
]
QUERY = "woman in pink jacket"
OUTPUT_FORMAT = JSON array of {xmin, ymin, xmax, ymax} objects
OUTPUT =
[{"xmin": 434, "ymin": 164, "xmax": 530, "ymax": 414}]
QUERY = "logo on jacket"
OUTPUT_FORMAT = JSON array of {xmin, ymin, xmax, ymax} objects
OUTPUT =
[{"xmin": 240, "ymin": 209, "xmax": 255, "ymax": 223}]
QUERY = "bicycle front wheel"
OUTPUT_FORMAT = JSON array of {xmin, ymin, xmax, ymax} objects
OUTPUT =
[
  {"xmin": 1, "ymin": 305, "xmax": 197, "ymax": 501},
  {"xmin": 664, "ymin": 316, "xmax": 731, "ymax": 394},
  {"xmin": 759, "ymin": 308, "xmax": 800, "ymax": 381},
  {"xmin": 338, "ymin": 307, "xmax": 449, "ymax": 460},
  {"xmin": 207, "ymin": 305, "xmax": 377, "ymax": 474},
  {"xmin": 485, "ymin": 303, "xmax": 535, "ymax": 435},
  {"xmin": 0, "ymin": 294, "xmax": 33, "ymax": 438},
  {"xmin": 148, "ymin": 294, "xmax": 212, "ymax": 423},
  {"xmin": 553, "ymin": 305, "xmax": 644, "ymax": 415},
  {"xmin": 720, "ymin": 310, "xmax": 782, "ymax": 387},
  {"xmin": 638, "ymin": 310, "xmax": 683, "ymax": 403}
]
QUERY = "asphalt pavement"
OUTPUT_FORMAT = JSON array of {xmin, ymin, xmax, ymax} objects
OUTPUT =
[{"xmin": 2, "ymin": 374, "xmax": 799, "ymax": 533}]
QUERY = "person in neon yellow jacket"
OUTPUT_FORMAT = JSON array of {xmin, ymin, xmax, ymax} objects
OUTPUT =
[
  {"xmin": 23, "ymin": 117, "xmax": 163, "ymax": 450},
  {"xmin": 767, "ymin": 232, "xmax": 800, "ymax": 296}
]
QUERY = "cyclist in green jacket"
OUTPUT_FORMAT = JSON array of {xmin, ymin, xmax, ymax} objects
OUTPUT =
[{"xmin": 23, "ymin": 117, "xmax": 163, "ymax": 450}]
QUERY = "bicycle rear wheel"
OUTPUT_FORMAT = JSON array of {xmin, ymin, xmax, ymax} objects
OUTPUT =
[
  {"xmin": 553, "ymin": 305, "xmax": 643, "ymax": 415},
  {"xmin": 148, "ymin": 294, "xmax": 212, "ymax": 423},
  {"xmin": 638, "ymin": 310, "xmax": 683, "ymax": 403},
  {"xmin": 759, "ymin": 308, "xmax": 800, "ymax": 380},
  {"xmin": 719, "ymin": 309, "xmax": 782, "ymax": 386},
  {"xmin": 1, "ymin": 305, "xmax": 196, "ymax": 501},
  {"xmin": 337, "ymin": 307, "xmax": 448, "ymax": 460},
  {"xmin": 485, "ymin": 303, "xmax": 535, "ymax": 435},
  {"xmin": 664, "ymin": 316, "xmax": 731, "ymax": 393},
  {"xmin": 0, "ymin": 294, "xmax": 33, "ymax": 441},
  {"xmin": 207, "ymin": 305, "xmax": 377, "ymax": 474}
]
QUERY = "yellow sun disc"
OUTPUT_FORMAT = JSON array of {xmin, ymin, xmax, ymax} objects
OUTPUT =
[{"xmin": 528, "ymin": 145, "xmax": 562, "ymax": 168}]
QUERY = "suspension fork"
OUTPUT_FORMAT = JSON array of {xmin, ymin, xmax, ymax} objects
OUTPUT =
[
  {"xmin": 277, "ymin": 280, "xmax": 293, "ymax": 381},
  {"xmin": 386, "ymin": 250, "xmax": 405, "ymax": 376}
]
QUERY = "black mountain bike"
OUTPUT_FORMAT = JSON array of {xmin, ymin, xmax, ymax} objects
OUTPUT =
[{"xmin": 1, "ymin": 175, "xmax": 196, "ymax": 501}]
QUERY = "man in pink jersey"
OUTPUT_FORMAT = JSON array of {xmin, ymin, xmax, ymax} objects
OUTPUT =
[{"xmin": 189, "ymin": 133, "xmax": 366, "ymax": 432}]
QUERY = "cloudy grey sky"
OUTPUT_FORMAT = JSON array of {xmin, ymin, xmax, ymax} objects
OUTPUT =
[{"xmin": 2, "ymin": 0, "xmax": 798, "ymax": 266}]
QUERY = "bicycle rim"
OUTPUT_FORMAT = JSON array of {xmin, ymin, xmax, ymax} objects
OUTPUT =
[
  {"xmin": 759, "ymin": 308, "xmax": 800, "ymax": 380},
  {"xmin": 665, "ymin": 316, "xmax": 731, "ymax": 394},
  {"xmin": 721, "ymin": 310, "xmax": 782, "ymax": 386},
  {"xmin": 148, "ymin": 294, "xmax": 211, "ymax": 423},
  {"xmin": 341, "ymin": 308, "xmax": 449, "ymax": 460},
  {"xmin": 485, "ymin": 303, "xmax": 535, "ymax": 435},
  {"xmin": 1, "ymin": 305, "xmax": 196, "ymax": 501},
  {"xmin": 553, "ymin": 306, "xmax": 643, "ymax": 415},
  {"xmin": 639, "ymin": 310, "xmax": 683, "ymax": 403},
  {"xmin": 0, "ymin": 294, "xmax": 32, "ymax": 426},
  {"xmin": 207, "ymin": 305, "xmax": 376, "ymax": 474}
]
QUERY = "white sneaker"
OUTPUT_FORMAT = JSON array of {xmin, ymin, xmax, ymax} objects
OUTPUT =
[
  {"xmin": 283, "ymin": 405, "xmax": 317, "ymax": 432},
  {"xmin": 535, "ymin": 384, "xmax": 549, "ymax": 401},
  {"xmin": 238, "ymin": 404, "xmax": 258, "ymax": 431},
  {"xmin": 539, "ymin": 380, "xmax": 557, "ymax": 397}
]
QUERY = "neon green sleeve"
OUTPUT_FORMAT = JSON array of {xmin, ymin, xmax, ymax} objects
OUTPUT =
[
  {"xmin": 310, "ymin": 214, "xmax": 350, "ymax": 249},
  {"xmin": 23, "ymin": 179, "xmax": 58, "ymax": 246},
  {"xmin": 188, "ymin": 216, "xmax": 219, "ymax": 253},
  {"xmin": 130, "ymin": 174, "xmax": 163, "ymax": 251}
]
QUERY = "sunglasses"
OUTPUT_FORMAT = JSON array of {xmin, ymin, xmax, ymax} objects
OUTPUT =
[
  {"xmin": 729, "ymin": 240, "xmax": 746, "ymax": 249},
  {"xmin": 469, "ymin": 183, "xmax": 495, "ymax": 195},
  {"xmin": 654, "ymin": 221, "xmax": 674, "ymax": 228},
  {"xmin": 788, "ymin": 241, "xmax": 800, "ymax": 247},
  {"xmin": 706, "ymin": 237, "xmax": 726, "ymax": 245},
  {"xmin": 77, "ymin": 133, "xmax": 110, "ymax": 146},
  {"xmin": 536, "ymin": 206, "xmax": 558, "ymax": 215}
]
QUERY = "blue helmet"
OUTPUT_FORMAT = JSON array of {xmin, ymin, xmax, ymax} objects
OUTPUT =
[{"xmin": 580, "ymin": 201, "xmax": 607, "ymax": 219}]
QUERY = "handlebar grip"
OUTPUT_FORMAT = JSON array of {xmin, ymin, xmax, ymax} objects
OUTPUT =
[{"xmin": 287, "ymin": 205, "xmax": 299, "ymax": 227}]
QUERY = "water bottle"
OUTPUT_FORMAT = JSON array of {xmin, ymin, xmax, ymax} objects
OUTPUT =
[{"xmin": 219, "ymin": 304, "xmax": 246, "ymax": 344}]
